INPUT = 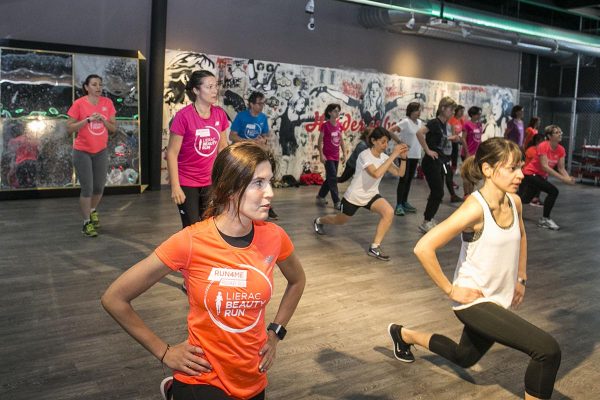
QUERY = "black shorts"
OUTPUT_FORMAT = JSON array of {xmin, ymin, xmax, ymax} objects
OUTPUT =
[{"xmin": 340, "ymin": 194, "xmax": 382, "ymax": 216}]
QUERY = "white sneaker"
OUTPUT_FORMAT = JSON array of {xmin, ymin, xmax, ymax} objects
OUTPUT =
[
  {"xmin": 418, "ymin": 220, "xmax": 437, "ymax": 233},
  {"xmin": 538, "ymin": 217, "xmax": 560, "ymax": 230}
]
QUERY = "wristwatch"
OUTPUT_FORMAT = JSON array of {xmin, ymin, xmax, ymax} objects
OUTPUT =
[
  {"xmin": 267, "ymin": 323, "xmax": 287, "ymax": 340},
  {"xmin": 517, "ymin": 277, "xmax": 527, "ymax": 286}
]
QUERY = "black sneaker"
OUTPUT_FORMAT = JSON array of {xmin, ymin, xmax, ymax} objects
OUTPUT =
[
  {"xmin": 367, "ymin": 246, "xmax": 390, "ymax": 261},
  {"xmin": 388, "ymin": 323, "xmax": 415, "ymax": 363},
  {"xmin": 268, "ymin": 208, "xmax": 279, "ymax": 220},
  {"xmin": 313, "ymin": 218, "xmax": 325, "ymax": 235}
]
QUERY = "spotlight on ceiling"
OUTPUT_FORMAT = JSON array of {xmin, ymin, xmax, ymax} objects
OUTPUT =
[{"xmin": 405, "ymin": 13, "xmax": 415, "ymax": 30}]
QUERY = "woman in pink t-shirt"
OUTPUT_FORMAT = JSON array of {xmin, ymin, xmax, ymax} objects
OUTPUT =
[
  {"xmin": 316, "ymin": 103, "xmax": 347, "ymax": 210},
  {"xmin": 167, "ymin": 70, "xmax": 229, "ymax": 228},
  {"xmin": 518, "ymin": 125, "xmax": 576, "ymax": 230},
  {"xmin": 67, "ymin": 74, "xmax": 117, "ymax": 237},
  {"xmin": 461, "ymin": 106, "xmax": 483, "ymax": 197}
]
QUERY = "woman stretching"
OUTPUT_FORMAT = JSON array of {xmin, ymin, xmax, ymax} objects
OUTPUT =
[
  {"xmin": 519, "ymin": 125, "xmax": 575, "ymax": 230},
  {"xmin": 388, "ymin": 137, "xmax": 561, "ymax": 399},
  {"xmin": 313, "ymin": 127, "xmax": 408, "ymax": 261}
]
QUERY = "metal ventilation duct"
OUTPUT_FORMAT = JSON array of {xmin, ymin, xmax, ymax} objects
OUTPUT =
[{"xmin": 354, "ymin": 1, "xmax": 600, "ymax": 60}]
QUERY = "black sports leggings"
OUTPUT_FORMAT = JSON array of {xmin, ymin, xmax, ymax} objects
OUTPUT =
[
  {"xmin": 396, "ymin": 158, "xmax": 419, "ymax": 205},
  {"xmin": 428, "ymin": 302, "xmax": 561, "ymax": 399},
  {"xmin": 518, "ymin": 174, "xmax": 559, "ymax": 218},
  {"xmin": 421, "ymin": 155, "xmax": 445, "ymax": 221},
  {"xmin": 172, "ymin": 379, "xmax": 265, "ymax": 400},
  {"xmin": 177, "ymin": 185, "xmax": 211, "ymax": 228}
]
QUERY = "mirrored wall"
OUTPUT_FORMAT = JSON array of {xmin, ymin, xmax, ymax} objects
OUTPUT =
[{"xmin": 0, "ymin": 44, "xmax": 141, "ymax": 192}]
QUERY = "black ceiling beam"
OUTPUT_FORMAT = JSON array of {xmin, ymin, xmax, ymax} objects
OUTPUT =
[{"xmin": 555, "ymin": 0, "xmax": 600, "ymax": 8}]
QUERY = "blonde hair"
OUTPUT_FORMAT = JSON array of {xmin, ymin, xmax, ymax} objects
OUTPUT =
[
  {"xmin": 436, "ymin": 96, "xmax": 458, "ymax": 116},
  {"xmin": 461, "ymin": 137, "xmax": 522, "ymax": 185}
]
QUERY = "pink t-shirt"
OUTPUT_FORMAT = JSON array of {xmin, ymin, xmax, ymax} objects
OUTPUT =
[
  {"xmin": 321, "ymin": 121, "xmax": 342, "ymax": 161},
  {"xmin": 170, "ymin": 104, "xmax": 230, "ymax": 187},
  {"xmin": 68, "ymin": 96, "xmax": 116, "ymax": 154},
  {"xmin": 463, "ymin": 120, "xmax": 483, "ymax": 156},
  {"xmin": 522, "ymin": 140, "xmax": 565, "ymax": 178}
]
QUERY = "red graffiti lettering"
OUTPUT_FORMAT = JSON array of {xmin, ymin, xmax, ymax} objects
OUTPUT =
[{"xmin": 341, "ymin": 81, "xmax": 363, "ymax": 98}]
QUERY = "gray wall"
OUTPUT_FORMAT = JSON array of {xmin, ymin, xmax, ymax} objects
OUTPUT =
[
  {"xmin": 166, "ymin": 0, "xmax": 520, "ymax": 88},
  {"xmin": 0, "ymin": 0, "xmax": 520, "ymax": 88}
]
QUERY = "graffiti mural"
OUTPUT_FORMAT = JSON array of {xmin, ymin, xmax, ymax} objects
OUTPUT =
[{"xmin": 162, "ymin": 50, "xmax": 517, "ymax": 181}]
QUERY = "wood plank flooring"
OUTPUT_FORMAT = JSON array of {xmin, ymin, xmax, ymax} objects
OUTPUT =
[{"xmin": 1, "ymin": 176, "xmax": 599, "ymax": 399}]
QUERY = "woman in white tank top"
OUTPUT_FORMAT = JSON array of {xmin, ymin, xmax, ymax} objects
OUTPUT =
[{"xmin": 387, "ymin": 138, "xmax": 561, "ymax": 400}]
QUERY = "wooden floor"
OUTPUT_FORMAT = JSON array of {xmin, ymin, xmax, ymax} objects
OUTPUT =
[{"xmin": 1, "ymin": 176, "xmax": 599, "ymax": 400}]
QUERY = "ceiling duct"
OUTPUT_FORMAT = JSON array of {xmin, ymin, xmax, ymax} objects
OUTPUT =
[{"xmin": 354, "ymin": 1, "xmax": 600, "ymax": 60}]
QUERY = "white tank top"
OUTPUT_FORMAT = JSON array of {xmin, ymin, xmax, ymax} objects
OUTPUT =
[{"xmin": 452, "ymin": 191, "xmax": 521, "ymax": 310}]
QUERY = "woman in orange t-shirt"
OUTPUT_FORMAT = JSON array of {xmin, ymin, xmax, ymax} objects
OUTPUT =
[
  {"xmin": 67, "ymin": 74, "xmax": 117, "ymax": 237},
  {"xmin": 102, "ymin": 142, "xmax": 306, "ymax": 400}
]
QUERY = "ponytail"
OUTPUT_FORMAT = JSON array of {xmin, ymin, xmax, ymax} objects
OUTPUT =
[{"xmin": 461, "ymin": 156, "xmax": 483, "ymax": 185}]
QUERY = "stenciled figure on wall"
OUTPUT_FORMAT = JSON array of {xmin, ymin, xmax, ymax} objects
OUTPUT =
[
  {"xmin": 311, "ymin": 79, "xmax": 427, "ymax": 128},
  {"xmin": 249, "ymin": 58, "xmax": 279, "ymax": 97},
  {"xmin": 482, "ymin": 88, "xmax": 514, "ymax": 141},
  {"xmin": 164, "ymin": 52, "xmax": 215, "ymax": 107}
]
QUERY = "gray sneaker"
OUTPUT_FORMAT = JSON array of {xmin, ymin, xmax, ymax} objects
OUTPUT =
[
  {"xmin": 315, "ymin": 196, "xmax": 328, "ymax": 207},
  {"xmin": 538, "ymin": 217, "xmax": 560, "ymax": 230},
  {"xmin": 367, "ymin": 246, "xmax": 390, "ymax": 261},
  {"xmin": 418, "ymin": 220, "xmax": 437, "ymax": 234}
]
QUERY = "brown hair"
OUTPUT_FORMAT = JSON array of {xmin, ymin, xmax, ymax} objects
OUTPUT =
[
  {"xmin": 185, "ymin": 70, "xmax": 216, "ymax": 102},
  {"xmin": 203, "ymin": 142, "xmax": 275, "ymax": 219},
  {"xmin": 461, "ymin": 137, "xmax": 522, "ymax": 185}
]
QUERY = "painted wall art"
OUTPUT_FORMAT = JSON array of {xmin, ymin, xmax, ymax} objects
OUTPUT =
[{"xmin": 162, "ymin": 50, "xmax": 518, "ymax": 182}]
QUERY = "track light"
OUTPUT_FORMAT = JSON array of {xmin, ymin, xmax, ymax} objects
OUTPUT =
[
  {"xmin": 461, "ymin": 26, "xmax": 470, "ymax": 38},
  {"xmin": 405, "ymin": 13, "xmax": 415, "ymax": 30},
  {"xmin": 305, "ymin": 0, "xmax": 314, "ymax": 14}
]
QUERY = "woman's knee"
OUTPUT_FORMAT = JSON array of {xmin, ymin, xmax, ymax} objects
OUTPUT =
[
  {"xmin": 533, "ymin": 333, "xmax": 561, "ymax": 364},
  {"xmin": 547, "ymin": 185, "xmax": 559, "ymax": 198}
]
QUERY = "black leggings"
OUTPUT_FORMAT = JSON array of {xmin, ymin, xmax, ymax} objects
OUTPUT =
[
  {"xmin": 317, "ymin": 160, "xmax": 340, "ymax": 204},
  {"xmin": 396, "ymin": 158, "xmax": 419, "ymax": 205},
  {"xmin": 518, "ymin": 175, "xmax": 558, "ymax": 218},
  {"xmin": 172, "ymin": 379, "xmax": 265, "ymax": 400},
  {"xmin": 177, "ymin": 185, "xmax": 211, "ymax": 228},
  {"xmin": 421, "ymin": 155, "xmax": 445, "ymax": 221},
  {"xmin": 429, "ymin": 302, "xmax": 561, "ymax": 399}
]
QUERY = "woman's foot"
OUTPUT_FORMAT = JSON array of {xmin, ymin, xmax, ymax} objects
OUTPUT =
[{"xmin": 388, "ymin": 323, "xmax": 415, "ymax": 363}]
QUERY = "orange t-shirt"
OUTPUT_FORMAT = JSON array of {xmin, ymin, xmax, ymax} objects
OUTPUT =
[
  {"xmin": 68, "ymin": 96, "xmax": 116, "ymax": 154},
  {"xmin": 155, "ymin": 218, "xmax": 294, "ymax": 399}
]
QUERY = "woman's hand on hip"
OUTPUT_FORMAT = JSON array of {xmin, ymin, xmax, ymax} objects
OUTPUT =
[
  {"xmin": 164, "ymin": 341, "xmax": 212, "ymax": 375},
  {"xmin": 449, "ymin": 285, "xmax": 484, "ymax": 304},
  {"xmin": 258, "ymin": 332, "xmax": 279, "ymax": 373}
]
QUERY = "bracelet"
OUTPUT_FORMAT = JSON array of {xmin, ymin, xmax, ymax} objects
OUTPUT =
[
  {"xmin": 400, "ymin": 158, "xmax": 407, "ymax": 161},
  {"xmin": 86, "ymin": 117, "xmax": 90, "ymax": 124},
  {"xmin": 517, "ymin": 277, "xmax": 527, "ymax": 286},
  {"xmin": 447, "ymin": 285, "xmax": 454, "ymax": 297},
  {"xmin": 160, "ymin": 344, "xmax": 170, "ymax": 363}
]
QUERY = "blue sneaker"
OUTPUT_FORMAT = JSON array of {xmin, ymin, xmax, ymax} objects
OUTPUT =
[
  {"xmin": 394, "ymin": 204, "xmax": 405, "ymax": 216},
  {"xmin": 402, "ymin": 202, "xmax": 417, "ymax": 213}
]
